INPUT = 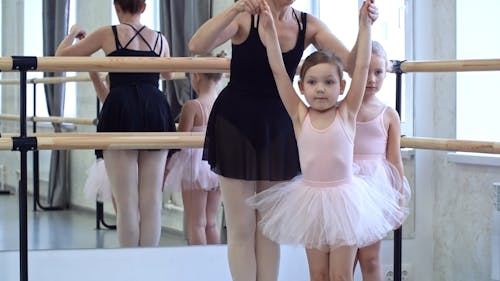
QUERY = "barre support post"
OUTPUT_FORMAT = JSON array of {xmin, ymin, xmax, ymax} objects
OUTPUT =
[
  {"xmin": 392, "ymin": 59, "xmax": 404, "ymax": 281},
  {"xmin": 12, "ymin": 55, "xmax": 38, "ymax": 281}
]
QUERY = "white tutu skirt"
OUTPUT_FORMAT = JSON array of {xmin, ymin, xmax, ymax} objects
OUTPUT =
[
  {"xmin": 83, "ymin": 158, "xmax": 113, "ymax": 202},
  {"xmin": 247, "ymin": 173, "xmax": 406, "ymax": 251},
  {"xmin": 355, "ymin": 157, "xmax": 411, "ymax": 219},
  {"xmin": 164, "ymin": 148, "xmax": 219, "ymax": 192}
]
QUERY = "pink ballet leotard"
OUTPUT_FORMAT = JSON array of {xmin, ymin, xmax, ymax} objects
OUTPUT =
[
  {"xmin": 248, "ymin": 111, "xmax": 406, "ymax": 250},
  {"xmin": 354, "ymin": 106, "xmax": 411, "ymax": 221},
  {"xmin": 164, "ymin": 100, "xmax": 219, "ymax": 192}
]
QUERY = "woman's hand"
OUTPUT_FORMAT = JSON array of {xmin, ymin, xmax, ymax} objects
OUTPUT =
[
  {"xmin": 69, "ymin": 24, "xmax": 86, "ymax": 40},
  {"xmin": 235, "ymin": 0, "xmax": 262, "ymax": 14}
]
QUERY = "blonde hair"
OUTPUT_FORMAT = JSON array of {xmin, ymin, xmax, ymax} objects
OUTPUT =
[
  {"xmin": 372, "ymin": 41, "xmax": 392, "ymax": 72},
  {"xmin": 193, "ymin": 50, "xmax": 227, "ymax": 82}
]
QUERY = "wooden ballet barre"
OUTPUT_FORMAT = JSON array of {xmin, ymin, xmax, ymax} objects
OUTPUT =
[
  {"xmin": 400, "ymin": 58, "xmax": 500, "ymax": 73},
  {"xmin": 0, "ymin": 132, "xmax": 205, "ymax": 150},
  {"xmin": 0, "ymin": 137, "xmax": 12, "ymax": 150},
  {"xmin": 0, "ymin": 72, "xmax": 187, "ymax": 85},
  {"xmin": 1, "ymin": 56, "xmax": 499, "ymax": 76},
  {"xmin": 1, "ymin": 133, "xmax": 499, "ymax": 154},
  {"xmin": 0, "ymin": 114, "xmax": 96, "ymax": 125},
  {"xmin": 401, "ymin": 136, "xmax": 500, "ymax": 154},
  {"xmin": 0, "ymin": 56, "xmax": 230, "ymax": 73}
]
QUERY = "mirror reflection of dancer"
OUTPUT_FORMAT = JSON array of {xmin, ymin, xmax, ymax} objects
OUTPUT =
[
  {"xmin": 353, "ymin": 41, "xmax": 411, "ymax": 281},
  {"xmin": 56, "ymin": 0, "xmax": 176, "ymax": 247},
  {"xmin": 249, "ymin": 1, "xmax": 407, "ymax": 280},
  {"xmin": 189, "ymin": 0, "xmax": 379, "ymax": 280},
  {"xmin": 164, "ymin": 52, "xmax": 225, "ymax": 246}
]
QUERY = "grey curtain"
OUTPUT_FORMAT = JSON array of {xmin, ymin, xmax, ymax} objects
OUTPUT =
[
  {"xmin": 160, "ymin": 0, "xmax": 213, "ymax": 121},
  {"xmin": 42, "ymin": 0, "xmax": 71, "ymax": 208}
]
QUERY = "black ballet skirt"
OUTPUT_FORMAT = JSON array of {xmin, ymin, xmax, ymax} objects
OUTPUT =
[
  {"xmin": 97, "ymin": 25, "xmax": 175, "ymax": 136},
  {"xmin": 203, "ymin": 12, "xmax": 307, "ymax": 181}
]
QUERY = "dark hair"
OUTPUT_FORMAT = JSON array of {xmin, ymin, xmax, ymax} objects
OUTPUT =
[
  {"xmin": 114, "ymin": 0, "xmax": 145, "ymax": 14},
  {"xmin": 195, "ymin": 51, "xmax": 227, "ymax": 82},
  {"xmin": 300, "ymin": 50, "xmax": 344, "ymax": 80}
]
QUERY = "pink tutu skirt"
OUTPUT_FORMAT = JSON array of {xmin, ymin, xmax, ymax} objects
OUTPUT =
[
  {"xmin": 247, "ymin": 172, "xmax": 406, "ymax": 251},
  {"xmin": 164, "ymin": 148, "xmax": 219, "ymax": 192},
  {"xmin": 83, "ymin": 158, "xmax": 113, "ymax": 202},
  {"xmin": 354, "ymin": 156, "xmax": 411, "ymax": 220}
]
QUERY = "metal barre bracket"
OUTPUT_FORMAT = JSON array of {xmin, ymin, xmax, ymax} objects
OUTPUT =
[
  {"xmin": 12, "ymin": 56, "xmax": 37, "ymax": 71},
  {"xmin": 391, "ymin": 60, "xmax": 405, "ymax": 74},
  {"xmin": 12, "ymin": 136, "xmax": 37, "ymax": 151}
]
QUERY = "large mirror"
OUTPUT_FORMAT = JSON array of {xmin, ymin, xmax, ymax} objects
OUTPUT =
[{"xmin": 0, "ymin": 0, "xmax": 415, "ymax": 252}]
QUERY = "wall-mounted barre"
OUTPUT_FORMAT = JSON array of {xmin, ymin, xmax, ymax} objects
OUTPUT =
[
  {"xmin": 400, "ymin": 58, "xmax": 500, "ymax": 73},
  {"xmin": 0, "ymin": 114, "xmax": 96, "ymax": 126},
  {"xmin": 0, "ymin": 72, "xmax": 187, "ymax": 85},
  {"xmin": 0, "ymin": 56, "xmax": 231, "ymax": 73},
  {"xmin": 1, "ymin": 56, "xmax": 500, "ymax": 73},
  {"xmin": 0, "ymin": 133, "xmax": 498, "ymax": 154}
]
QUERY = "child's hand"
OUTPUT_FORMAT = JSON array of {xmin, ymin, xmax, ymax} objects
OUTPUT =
[
  {"xmin": 258, "ymin": 0, "xmax": 273, "ymax": 30},
  {"xmin": 235, "ymin": 0, "xmax": 262, "ymax": 15},
  {"xmin": 366, "ymin": 0, "xmax": 379, "ymax": 23},
  {"xmin": 258, "ymin": 0, "xmax": 277, "ymax": 46},
  {"xmin": 359, "ymin": 1, "xmax": 373, "ymax": 27},
  {"xmin": 69, "ymin": 24, "xmax": 86, "ymax": 40}
]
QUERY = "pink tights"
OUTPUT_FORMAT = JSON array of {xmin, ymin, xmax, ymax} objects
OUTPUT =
[
  {"xmin": 103, "ymin": 149, "xmax": 168, "ymax": 247},
  {"xmin": 219, "ymin": 176, "xmax": 280, "ymax": 281}
]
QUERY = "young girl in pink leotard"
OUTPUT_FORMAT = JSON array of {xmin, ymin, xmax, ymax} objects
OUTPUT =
[
  {"xmin": 353, "ymin": 41, "xmax": 411, "ymax": 281},
  {"xmin": 164, "ymin": 54, "xmax": 224, "ymax": 245},
  {"xmin": 248, "ymin": 2, "xmax": 407, "ymax": 280}
]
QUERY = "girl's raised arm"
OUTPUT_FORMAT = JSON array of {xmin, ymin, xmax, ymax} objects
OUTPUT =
[
  {"xmin": 55, "ymin": 24, "xmax": 104, "ymax": 56},
  {"xmin": 258, "ymin": 1, "xmax": 304, "ymax": 124},
  {"xmin": 343, "ymin": 1, "xmax": 372, "ymax": 121}
]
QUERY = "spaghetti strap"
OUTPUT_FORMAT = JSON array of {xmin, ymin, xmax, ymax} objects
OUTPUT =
[
  {"xmin": 121, "ymin": 23, "xmax": 155, "ymax": 52},
  {"xmin": 111, "ymin": 25, "xmax": 122, "ymax": 50},
  {"xmin": 291, "ymin": 9, "xmax": 306, "ymax": 31},
  {"xmin": 300, "ymin": 12, "xmax": 307, "ymax": 31},
  {"xmin": 152, "ymin": 32, "xmax": 163, "ymax": 56},
  {"xmin": 193, "ymin": 100, "xmax": 207, "ymax": 125}
]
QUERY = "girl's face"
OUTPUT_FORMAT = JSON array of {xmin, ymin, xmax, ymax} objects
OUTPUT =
[
  {"xmin": 299, "ymin": 63, "xmax": 345, "ymax": 112},
  {"xmin": 365, "ymin": 54, "xmax": 387, "ymax": 97}
]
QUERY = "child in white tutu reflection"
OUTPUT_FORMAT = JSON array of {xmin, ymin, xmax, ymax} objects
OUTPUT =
[
  {"xmin": 164, "ymin": 53, "xmax": 224, "ymax": 245},
  {"xmin": 83, "ymin": 72, "xmax": 116, "ymax": 213},
  {"xmin": 247, "ymin": 1, "xmax": 407, "ymax": 280}
]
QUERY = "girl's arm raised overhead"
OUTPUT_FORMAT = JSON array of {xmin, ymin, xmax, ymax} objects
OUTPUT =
[
  {"xmin": 189, "ymin": 0, "xmax": 261, "ymax": 54},
  {"xmin": 342, "ymin": 1, "xmax": 372, "ymax": 121},
  {"xmin": 55, "ymin": 24, "xmax": 104, "ymax": 56},
  {"xmin": 258, "ymin": 1, "xmax": 304, "ymax": 124}
]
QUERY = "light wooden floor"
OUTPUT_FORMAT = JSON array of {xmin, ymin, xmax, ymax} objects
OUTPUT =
[{"xmin": 0, "ymin": 192, "xmax": 187, "ymax": 251}]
